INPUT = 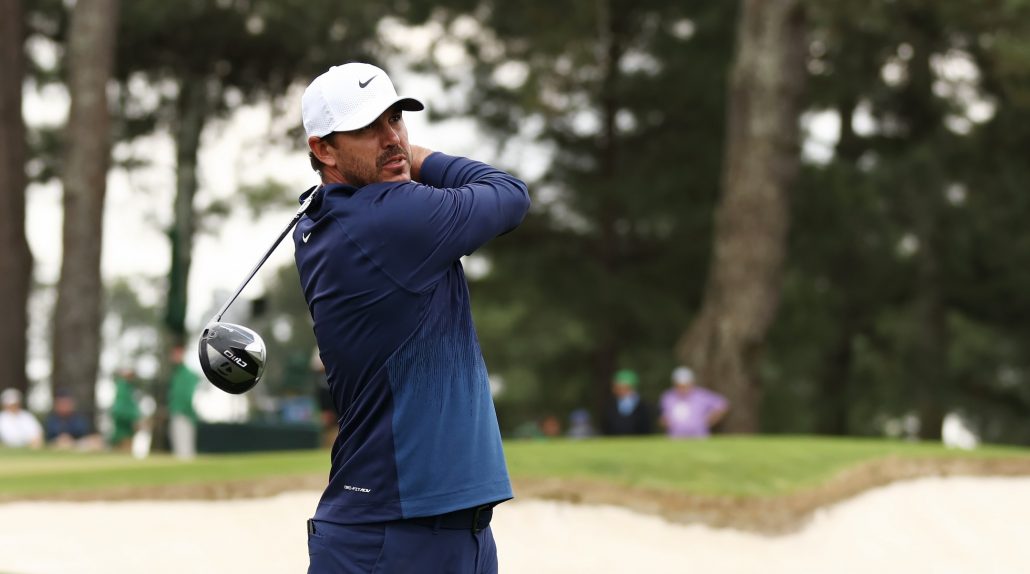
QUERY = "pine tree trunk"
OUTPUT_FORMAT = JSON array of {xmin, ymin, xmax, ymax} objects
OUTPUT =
[
  {"xmin": 677, "ymin": 0, "xmax": 807, "ymax": 432},
  {"xmin": 903, "ymin": 29, "xmax": 947, "ymax": 441},
  {"xmin": 152, "ymin": 77, "xmax": 207, "ymax": 452},
  {"xmin": 816, "ymin": 320, "xmax": 855, "ymax": 435},
  {"xmin": 164, "ymin": 77, "xmax": 207, "ymax": 341},
  {"xmin": 591, "ymin": 0, "xmax": 629, "ymax": 418},
  {"xmin": 51, "ymin": 0, "xmax": 119, "ymax": 416},
  {"xmin": 912, "ymin": 198, "xmax": 946, "ymax": 440},
  {"xmin": 0, "ymin": 0, "xmax": 33, "ymax": 397}
]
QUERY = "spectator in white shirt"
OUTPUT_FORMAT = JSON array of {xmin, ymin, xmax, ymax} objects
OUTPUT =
[{"xmin": 0, "ymin": 388, "xmax": 43, "ymax": 449}]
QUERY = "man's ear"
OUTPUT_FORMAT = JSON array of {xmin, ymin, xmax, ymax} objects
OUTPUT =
[{"xmin": 308, "ymin": 135, "xmax": 338, "ymax": 167}]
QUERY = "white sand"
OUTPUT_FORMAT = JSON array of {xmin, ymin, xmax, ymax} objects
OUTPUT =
[{"xmin": 1, "ymin": 476, "xmax": 1028, "ymax": 573}]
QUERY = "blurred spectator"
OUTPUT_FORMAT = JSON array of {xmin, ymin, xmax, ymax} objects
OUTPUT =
[
  {"xmin": 279, "ymin": 393, "xmax": 316, "ymax": 424},
  {"xmin": 513, "ymin": 415, "xmax": 565, "ymax": 440},
  {"xmin": 311, "ymin": 349, "xmax": 338, "ymax": 448},
  {"xmin": 0, "ymin": 388, "xmax": 43, "ymax": 449},
  {"xmin": 540, "ymin": 414, "xmax": 562, "ymax": 438},
  {"xmin": 659, "ymin": 366, "xmax": 729, "ymax": 438},
  {"xmin": 168, "ymin": 345, "xmax": 200, "ymax": 460},
  {"xmin": 602, "ymin": 369, "xmax": 654, "ymax": 436},
  {"xmin": 942, "ymin": 412, "xmax": 979, "ymax": 450},
  {"xmin": 566, "ymin": 408, "xmax": 595, "ymax": 439},
  {"xmin": 109, "ymin": 369, "xmax": 141, "ymax": 450},
  {"xmin": 512, "ymin": 419, "xmax": 543, "ymax": 439},
  {"xmin": 44, "ymin": 389, "xmax": 103, "ymax": 450}
]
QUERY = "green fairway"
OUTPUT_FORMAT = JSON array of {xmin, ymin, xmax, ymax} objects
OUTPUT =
[{"xmin": 0, "ymin": 436, "xmax": 1027, "ymax": 500}]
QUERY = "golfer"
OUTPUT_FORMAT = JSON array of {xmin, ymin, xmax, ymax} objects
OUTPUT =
[{"xmin": 294, "ymin": 63, "xmax": 529, "ymax": 573}]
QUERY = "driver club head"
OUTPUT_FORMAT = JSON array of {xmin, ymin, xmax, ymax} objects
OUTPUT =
[{"xmin": 198, "ymin": 322, "xmax": 267, "ymax": 394}]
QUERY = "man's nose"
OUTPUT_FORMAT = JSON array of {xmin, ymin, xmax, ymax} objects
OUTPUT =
[{"xmin": 380, "ymin": 123, "xmax": 401, "ymax": 146}]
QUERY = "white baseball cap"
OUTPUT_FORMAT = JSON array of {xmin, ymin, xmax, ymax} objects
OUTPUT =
[
  {"xmin": 672, "ymin": 366, "xmax": 695, "ymax": 386},
  {"xmin": 301, "ymin": 62, "xmax": 424, "ymax": 138},
  {"xmin": 1, "ymin": 388, "xmax": 22, "ymax": 406}
]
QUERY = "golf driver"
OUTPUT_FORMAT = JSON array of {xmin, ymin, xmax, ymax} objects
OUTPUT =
[{"xmin": 198, "ymin": 187, "xmax": 320, "ymax": 394}]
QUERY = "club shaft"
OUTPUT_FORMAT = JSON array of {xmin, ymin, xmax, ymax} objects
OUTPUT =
[{"xmin": 210, "ymin": 189, "xmax": 319, "ymax": 323}]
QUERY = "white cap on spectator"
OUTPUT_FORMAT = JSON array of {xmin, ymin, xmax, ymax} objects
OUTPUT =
[
  {"xmin": 1, "ymin": 388, "xmax": 22, "ymax": 406},
  {"xmin": 672, "ymin": 366, "xmax": 695, "ymax": 386},
  {"xmin": 302, "ymin": 62, "xmax": 424, "ymax": 138}
]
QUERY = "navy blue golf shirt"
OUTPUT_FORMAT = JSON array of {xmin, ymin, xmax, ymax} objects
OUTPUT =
[{"xmin": 293, "ymin": 152, "xmax": 529, "ymax": 524}]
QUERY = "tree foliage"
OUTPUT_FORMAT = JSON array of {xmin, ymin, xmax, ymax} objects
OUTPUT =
[
  {"xmin": 16, "ymin": 0, "xmax": 1030, "ymax": 443},
  {"xmin": 401, "ymin": 0, "xmax": 1030, "ymax": 442},
  {"xmin": 764, "ymin": 0, "xmax": 1030, "ymax": 442},
  {"xmin": 397, "ymin": 1, "xmax": 734, "ymax": 427},
  {"xmin": 111, "ymin": 0, "xmax": 405, "ymax": 340}
]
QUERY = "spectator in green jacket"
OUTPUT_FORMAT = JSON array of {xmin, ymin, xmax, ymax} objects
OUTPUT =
[
  {"xmin": 109, "ymin": 369, "xmax": 140, "ymax": 450},
  {"xmin": 168, "ymin": 345, "xmax": 199, "ymax": 460}
]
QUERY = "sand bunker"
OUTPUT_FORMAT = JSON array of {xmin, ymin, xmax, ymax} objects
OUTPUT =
[{"xmin": 0, "ymin": 476, "xmax": 1028, "ymax": 573}]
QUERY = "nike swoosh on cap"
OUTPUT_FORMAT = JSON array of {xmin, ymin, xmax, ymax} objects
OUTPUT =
[
  {"xmin": 302, "ymin": 232, "xmax": 312, "ymax": 243},
  {"xmin": 358, "ymin": 75, "xmax": 377, "ymax": 88}
]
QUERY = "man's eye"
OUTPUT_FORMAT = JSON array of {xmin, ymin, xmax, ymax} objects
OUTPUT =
[{"xmin": 390, "ymin": 113, "xmax": 402, "ymax": 122}]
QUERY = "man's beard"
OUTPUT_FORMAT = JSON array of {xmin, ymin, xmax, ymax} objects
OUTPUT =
[{"xmin": 340, "ymin": 145, "xmax": 411, "ymax": 188}]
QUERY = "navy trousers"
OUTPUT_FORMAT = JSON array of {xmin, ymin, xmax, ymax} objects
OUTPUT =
[{"xmin": 307, "ymin": 519, "xmax": 498, "ymax": 574}]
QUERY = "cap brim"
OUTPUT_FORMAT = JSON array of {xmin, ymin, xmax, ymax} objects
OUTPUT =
[
  {"xmin": 332, "ymin": 97, "xmax": 424, "ymax": 133},
  {"xmin": 396, "ymin": 97, "xmax": 425, "ymax": 112}
]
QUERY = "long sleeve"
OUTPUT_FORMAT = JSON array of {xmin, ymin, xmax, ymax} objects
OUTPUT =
[{"xmin": 367, "ymin": 153, "xmax": 530, "ymax": 292}]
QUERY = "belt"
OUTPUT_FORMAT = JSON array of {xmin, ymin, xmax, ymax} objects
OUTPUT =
[{"xmin": 404, "ymin": 504, "xmax": 494, "ymax": 533}]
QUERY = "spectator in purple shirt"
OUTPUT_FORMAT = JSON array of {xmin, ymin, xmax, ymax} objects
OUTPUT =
[{"xmin": 659, "ymin": 366, "xmax": 729, "ymax": 438}]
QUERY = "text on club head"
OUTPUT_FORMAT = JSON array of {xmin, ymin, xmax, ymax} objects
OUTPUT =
[{"xmin": 223, "ymin": 349, "xmax": 248, "ymax": 368}]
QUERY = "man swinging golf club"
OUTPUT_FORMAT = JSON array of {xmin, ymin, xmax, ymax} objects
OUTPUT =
[{"xmin": 295, "ymin": 62, "xmax": 529, "ymax": 573}]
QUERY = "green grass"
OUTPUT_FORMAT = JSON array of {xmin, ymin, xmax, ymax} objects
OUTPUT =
[
  {"xmin": 0, "ymin": 436, "xmax": 1027, "ymax": 499},
  {"xmin": 0, "ymin": 449, "xmax": 327, "ymax": 496},
  {"xmin": 503, "ymin": 435, "xmax": 1030, "ymax": 497}
]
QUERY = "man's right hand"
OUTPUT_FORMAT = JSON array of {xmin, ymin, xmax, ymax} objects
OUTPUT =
[{"xmin": 409, "ymin": 145, "xmax": 434, "ymax": 182}]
